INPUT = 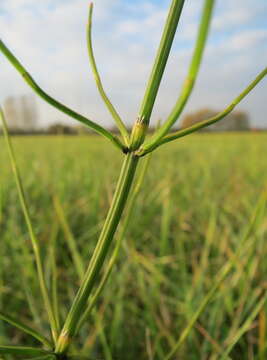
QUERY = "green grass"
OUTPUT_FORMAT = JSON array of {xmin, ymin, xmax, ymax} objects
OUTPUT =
[{"xmin": 0, "ymin": 133, "xmax": 267, "ymax": 359}]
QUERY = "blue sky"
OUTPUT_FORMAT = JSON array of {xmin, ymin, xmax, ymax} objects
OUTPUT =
[{"xmin": 0, "ymin": 0, "xmax": 267, "ymax": 128}]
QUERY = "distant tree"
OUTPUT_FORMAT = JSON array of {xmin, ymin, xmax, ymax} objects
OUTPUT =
[
  {"xmin": 182, "ymin": 108, "xmax": 216, "ymax": 130},
  {"xmin": 109, "ymin": 125, "xmax": 120, "ymax": 134},
  {"xmin": 181, "ymin": 108, "xmax": 250, "ymax": 131},
  {"xmin": 47, "ymin": 123, "xmax": 77, "ymax": 135},
  {"xmin": 74, "ymin": 125, "xmax": 93, "ymax": 135}
]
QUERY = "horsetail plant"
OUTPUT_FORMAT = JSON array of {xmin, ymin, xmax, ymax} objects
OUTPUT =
[{"xmin": 0, "ymin": 0, "xmax": 267, "ymax": 358}]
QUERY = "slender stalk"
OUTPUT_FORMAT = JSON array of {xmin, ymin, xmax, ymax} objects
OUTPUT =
[
  {"xmin": 87, "ymin": 3, "xmax": 130, "ymax": 146},
  {"xmin": 139, "ymin": 67, "xmax": 267, "ymax": 155},
  {"xmin": 130, "ymin": 0, "xmax": 185, "ymax": 150},
  {"xmin": 55, "ymin": 153, "xmax": 139, "ymax": 354},
  {"xmin": 0, "ymin": 109, "xmax": 59, "ymax": 343},
  {"xmin": 0, "ymin": 39, "xmax": 125, "ymax": 152},
  {"xmin": 141, "ymin": 0, "xmax": 215, "ymax": 153}
]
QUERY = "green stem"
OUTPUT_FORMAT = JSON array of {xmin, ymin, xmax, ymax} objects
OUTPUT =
[
  {"xmin": 77, "ymin": 154, "xmax": 152, "ymax": 332},
  {"xmin": 0, "ymin": 109, "xmax": 59, "ymax": 343},
  {"xmin": 55, "ymin": 153, "xmax": 139, "ymax": 355},
  {"xmin": 141, "ymin": 0, "xmax": 215, "ymax": 153},
  {"xmin": 130, "ymin": 0, "xmax": 185, "ymax": 150},
  {"xmin": 87, "ymin": 3, "xmax": 130, "ymax": 146},
  {"xmin": 0, "ymin": 39, "xmax": 125, "ymax": 152}
]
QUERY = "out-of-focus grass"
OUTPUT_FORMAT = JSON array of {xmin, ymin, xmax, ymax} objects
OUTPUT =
[{"xmin": 0, "ymin": 133, "xmax": 267, "ymax": 359}]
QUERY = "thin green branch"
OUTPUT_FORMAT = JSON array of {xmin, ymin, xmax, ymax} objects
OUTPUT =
[
  {"xmin": 87, "ymin": 3, "xmax": 130, "ymax": 146},
  {"xmin": 0, "ymin": 108, "xmax": 59, "ymax": 343},
  {"xmin": 141, "ymin": 0, "xmax": 215, "ymax": 154},
  {"xmin": 129, "ymin": 0, "xmax": 185, "ymax": 150},
  {"xmin": 0, "ymin": 311, "xmax": 52, "ymax": 348},
  {"xmin": 0, "ymin": 39, "xmax": 125, "ymax": 152},
  {"xmin": 139, "ymin": 67, "xmax": 267, "ymax": 155}
]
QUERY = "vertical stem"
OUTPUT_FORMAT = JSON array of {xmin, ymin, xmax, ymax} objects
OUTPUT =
[
  {"xmin": 141, "ymin": 0, "xmax": 215, "ymax": 153},
  {"xmin": 138, "ymin": 0, "xmax": 185, "ymax": 123},
  {"xmin": 76, "ymin": 154, "xmax": 152, "ymax": 332},
  {"xmin": 55, "ymin": 153, "xmax": 139, "ymax": 354},
  {"xmin": 130, "ymin": 0, "xmax": 185, "ymax": 150}
]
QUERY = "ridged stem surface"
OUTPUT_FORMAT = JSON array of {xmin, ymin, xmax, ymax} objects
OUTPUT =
[{"xmin": 55, "ymin": 153, "xmax": 139, "ymax": 354}]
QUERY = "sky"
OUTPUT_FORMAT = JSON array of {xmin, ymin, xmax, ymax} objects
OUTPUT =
[{"xmin": 0, "ymin": 0, "xmax": 267, "ymax": 130}]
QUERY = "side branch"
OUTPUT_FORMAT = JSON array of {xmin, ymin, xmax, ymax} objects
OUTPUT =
[
  {"xmin": 87, "ymin": 3, "xmax": 130, "ymax": 145},
  {"xmin": 0, "ymin": 39, "xmax": 125, "ymax": 151},
  {"xmin": 139, "ymin": 67, "xmax": 267, "ymax": 155}
]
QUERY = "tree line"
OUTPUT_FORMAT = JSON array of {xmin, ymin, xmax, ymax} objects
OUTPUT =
[{"xmin": 0, "ymin": 95, "xmax": 255, "ymax": 135}]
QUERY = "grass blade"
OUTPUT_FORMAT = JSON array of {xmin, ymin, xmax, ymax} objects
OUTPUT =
[
  {"xmin": 0, "ymin": 108, "xmax": 59, "ymax": 343},
  {"xmin": 164, "ymin": 191, "xmax": 267, "ymax": 359},
  {"xmin": 53, "ymin": 195, "xmax": 85, "ymax": 282},
  {"xmin": 220, "ymin": 295, "xmax": 267, "ymax": 360},
  {"xmin": 22, "ymin": 356, "xmax": 56, "ymax": 360},
  {"xmin": 0, "ymin": 40, "xmax": 125, "ymax": 152},
  {"xmin": 87, "ymin": 3, "xmax": 129, "ymax": 146},
  {"xmin": 49, "ymin": 222, "xmax": 61, "ymax": 332},
  {"xmin": 0, "ymin": 312, "xmax": 52, "ymax": 348}
]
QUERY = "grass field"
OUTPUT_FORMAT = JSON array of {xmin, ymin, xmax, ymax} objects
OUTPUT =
[{"xmin": 0, "ymin": 133, "xmax": 267, "ymax": 359}]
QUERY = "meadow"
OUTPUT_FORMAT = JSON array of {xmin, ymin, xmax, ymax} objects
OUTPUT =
[{"xmin": 0, "ymin": 133, "xmax": 267, "ymax": 360}]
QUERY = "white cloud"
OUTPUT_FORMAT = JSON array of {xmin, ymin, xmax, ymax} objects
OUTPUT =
[
  {"xmin": 213, "ymin": 8, "xmax": 255, "ymax": 30},
  {"xmin": 226, "ymin": 29, "xmax": 267, "ymax": 51}
]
